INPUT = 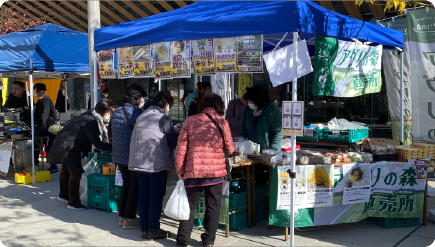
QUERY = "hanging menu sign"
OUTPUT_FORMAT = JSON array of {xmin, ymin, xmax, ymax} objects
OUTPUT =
[
  {"xmin": 215, "ymin": 37, "xmax": 238, "ymax": 73},
  {"xmin": 117, "ymin": 46, "xmax": 134, "ymax": 78},
  {"xmin": 282, "ymin": 101, "xmax": 304, "ymax": 136},
  {"xmin": 133, "ymin": 45, "xmax": 153, "ymax": 78},
  {"xmin": 237, "ymin": 35, "xmax": 263, "ymax": 73},
  {"xmin": 97, "ymin": 49, "xmax": 115, "ymax": 79},
  {"xmin": 152, "ymin": 42, "xmax": 171, "ymax": 79},
  {"xmin": 192, "ymin": 39, "xmax": 216, "ymax": 75},
  {"xmin": 171, "ymin": 40, "xmax": 191, "ymax": 78},
  {"xmin": 342, "ymin": 163, "xmax": 371, "ymax": 205},
  {"xmin": 306, "ymin": 165, "xmax": 334, "ymax": 208}
]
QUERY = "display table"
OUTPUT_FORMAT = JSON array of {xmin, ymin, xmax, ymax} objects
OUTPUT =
[{"xmin": 296, "ymin": 139, "xmax": 364, "ymax": 151}]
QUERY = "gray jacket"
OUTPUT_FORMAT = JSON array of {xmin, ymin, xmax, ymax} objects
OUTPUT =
[{"xmin": 128, "ymin": 106, "xmax": 179, "ymax": 173}]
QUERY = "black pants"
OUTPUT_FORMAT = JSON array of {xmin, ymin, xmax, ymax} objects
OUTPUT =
[
  {"xmin": 117, "ymin": 164, "xmax": 139, "ymax": 220},
  {"xmin": 59, "ymin": 164, "xmax": 82, "ymax": 207},
  {"xmin": 176, "ymin": 183, "xmax": 223, "ymax": 246}
]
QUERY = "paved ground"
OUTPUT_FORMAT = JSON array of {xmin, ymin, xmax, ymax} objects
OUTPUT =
[{"xmin": 1, "ymin": 169, "xmax": 435, "ymax": 247}]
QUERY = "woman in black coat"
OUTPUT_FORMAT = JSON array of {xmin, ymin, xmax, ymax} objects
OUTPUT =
[
  {"xmin": 47, "ymin": 99, "xmax": 115, "ymax": 211},
  {"xmin": 33, "ymin": 83, "xmax": 58, "ymax": 174}
]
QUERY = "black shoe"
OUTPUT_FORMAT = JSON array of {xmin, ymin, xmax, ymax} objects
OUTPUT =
[
  {"xmin": 67, "ymin": 204, "xmax": 87, "ymax": 211},
  {"xmin": 146, "ymin": 229, "xmax": 170, "ymax": 240},
  {"xmin": 47, "ymin": 167, "xmax": 59, "ymax": 175}
]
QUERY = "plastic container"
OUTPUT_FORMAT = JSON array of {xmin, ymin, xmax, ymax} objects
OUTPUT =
[
  {"xmin": 228, "ymin": 209, "xmax": 248, "ymax": 231},
  {"xmin": 229, "ymin": 192, "xmax": 247, "ymax": 212},
  {"xmin": 368, "ymin": 217, "xmax": 420, "ymax": 229},
  {"xmin": 296, "ymin": 127, "xmax": 323, "ymax": 141},
  {"xmin": 255, "ymin": 184, "xmax": 269, "ymax": 203},
  {"xmin": 102, "ymin": 163, "xmax": 116, "ymax": 175},
  {"xmin": 322, "ymin": 127, "xmax": 369, "ymax": 143},
  {"xmin": 15, "ymin": 171, "xmax": 51, "ymax": 184},
  {"xmin": 230, "ymin": 180, "xmax": 247, "ymax": 193},
  {"xmin": 87, "ymin": 173, "xmax": 115, "ymax": 194},
  {"xmin": 87, "ymin": 190, "xmax": 119, "ymax": 213}
]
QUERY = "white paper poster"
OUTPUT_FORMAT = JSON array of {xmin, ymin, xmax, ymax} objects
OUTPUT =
[
  {"xmin": 306, "ymin": 165, "xmax": 334, "ymax": 208},
  {"xmin": 342, "ymin": 163, "xmax": 371, "ymax": 205},
  {"xmin": 264, "ymin": 40, "xmax": 313, "ymax": 87},
  {"xmin": 276, "ymin": 165, "xmax": 308, "ymax": 210},
  {"xmin": 0, "ymin": 142, "xmax": 13, "ymax": 176}
]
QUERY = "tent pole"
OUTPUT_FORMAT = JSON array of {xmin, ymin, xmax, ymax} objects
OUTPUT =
[
  {"xmin": 93, "ymin": 52, "xmax": 98, "ymax": 107},
  {"xmin": 290, "ymin": 32, "xmax": 298, "ymax": 247},
  {"xmin": 64, "ymin": 80, "xmax": 68, "ymax": 114},
  {"xmin": 87, "ymin": 0, "xmax": 100, "ymax": 109},
  {"xmin": 231, "ymin": 73, "xmax": 235, "ymax": 100},
  {"xmin": 29, "ymin": 72, "xmax": 35, "ymax": 184},
  {"xmin": 400, "ymin": 51, "xmax": 404, "ymax": 145}
]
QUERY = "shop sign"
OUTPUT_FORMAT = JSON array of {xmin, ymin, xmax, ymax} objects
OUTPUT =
[
  {"xmin": 192, "ymin": 38, "xmax": 216, "ymax": 75},
  {"xmin": 215, "ymin": 37, "xmax": 238, "ymax": 73},
  {"xmin": 152, "ymin": 42, "xmax": 171, "ymax": 79},
  {"xmin": 117, "ymin": 46, "xmax": 134, "ymax": 78},
  {"xmin": 171, "ymin": 40, "xmax": 191, "ymax": 78},
  {"xmin": 133, "ymin": 44, "xmax": 153, "ymax": 78},
  {"xmin": 97, "ymin": 49, "xmax": 115, "ymax": 79},
  {"xmin": 237, "ymin": 35, "xmax": 263, "ymax": 73}
]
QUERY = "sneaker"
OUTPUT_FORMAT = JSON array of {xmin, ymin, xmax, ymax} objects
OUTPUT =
[
  {"xmin": 57, "ymin": 197, "xmax": 68, "ymax": 203},
  {"xmin": 122, "ymin": 218, "xmax": 141, "ymax": 229},
  {"xmin": 47, "ymin": 167, "xmax": 59, "ymax": 176},
  {"xmin": 146, "ymin": 229, "xmax": 170, "ymax": 240},
  {"xmin": 67, "ymin": 204, "xmax": 87, "ymax": 211},
  {"xmin": 141, "ymin": 231, "xmax": 148, "ymax": 239},
  {"xmin": 119, "ymin": 217, "xmax": 125, "ymax": 226}
]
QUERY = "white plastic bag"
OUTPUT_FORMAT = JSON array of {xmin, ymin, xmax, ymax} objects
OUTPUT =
[
  {"xmin": 80, "ymin": 159, "xmax": 99, "ymax": 199},
  {"xmin": 164, "ymin": 180, "xmax": 190, "ymax": 221}
]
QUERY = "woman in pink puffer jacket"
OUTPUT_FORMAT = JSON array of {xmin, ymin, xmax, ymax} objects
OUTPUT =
[{"xmin": 175, "ymin": 93, "xmax": 235, "ymax": 247}]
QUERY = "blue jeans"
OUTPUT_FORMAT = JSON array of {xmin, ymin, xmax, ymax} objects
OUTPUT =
[{"xmin": 136, "ymin": 170, "xmax": 167, "ymax": 232}]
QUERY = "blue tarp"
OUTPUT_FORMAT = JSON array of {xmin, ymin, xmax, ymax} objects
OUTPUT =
[
  {"xmin": 94, "ymin": 1, "xmax": 404, "ymax": 52},
  {"xmin": 0, "ymin": 23, "xmax": 89, "ymax": 73}
]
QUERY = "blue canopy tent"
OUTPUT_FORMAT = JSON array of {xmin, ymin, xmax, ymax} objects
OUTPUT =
[
  {"xmin": 93, "ymin": 2, "xmax": 404, "ymax": 244},
  {"xmin": 0, "ymin": 23, "xmax": 90, "ymax": 183}
]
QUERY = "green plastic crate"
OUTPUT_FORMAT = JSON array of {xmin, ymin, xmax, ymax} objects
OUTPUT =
[
  {"xmin": 230, "ymin": 180, "xmax": 247, "ymax": 193},
  {"xmin": 88, "ymin": 152, "xmax": 112, "ymax": 171},
  {"xmin": 87, "ymin": 173, "xmax": 115, "ymax": 194},
  {"xmin": 113, "ymin": 185, "xmax": 122, "ymax": 200},
  {"xmin": 255, "ymin": 184, "xmax": 269, "ymax": 203},
  {"xmin": 368, "ymin": 217, "xmax": 420, "ymax": 229},
  {"xmin": 358, "ymin": 127, "xmax": 369, "ymax": 140},
  {"xmin": 322, "ymin": 128, "xmax": 361, "ymax": 143},
  {"xmin": 229, "ymin": 209, "xmax": 248, "ymax": 231},
  {"xmin": 87, "ymin": 190, "xmax": 119, "ymax": 213},
  {"xmin": 229, "ymin": 192, "xmax": 247, "ymax": 212},
  {"xmin": 296, "ymin": 127, "xmax": 323, "ymax": 141}
]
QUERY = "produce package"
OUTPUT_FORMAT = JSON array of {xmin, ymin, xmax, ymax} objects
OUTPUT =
[
  {"xmin": 346, "ymin": 152, "xmax": 373, "ymax": 162},
  {"xmin": 297, "ymin": 150, "xmax": 331, "ymax": 164},
  {"xmin": 396, "ymin": 146, "xmax": 424, "ymax": 159},
  {"xmin": 411, "ymin": 143, "xmax": 435, "ymax": 158},
  {"xmin": 325, "ymin": 152, "xmax": 351, "ymax": 163},
  {"xmin": 261, "ymin": 149, "xmax": 290, "ymax": 166}
]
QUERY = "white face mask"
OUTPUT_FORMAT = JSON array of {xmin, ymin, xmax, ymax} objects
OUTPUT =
[
  {"xmin": 248, "ymin": 103, "xmax": 258, "ymax": 111},
  {"xmin": 103, "ymin": 114, "xmax": 111, "ymax": 123},
  {"xmin": 138, "ymin": 98, "xmax": 145, "ymax": 109}
]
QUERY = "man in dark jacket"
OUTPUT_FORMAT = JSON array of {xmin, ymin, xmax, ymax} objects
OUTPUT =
[
  {"xmin": 48, "ymin": 99, "xmax": 115, "ymax": 211},
  {"xmin": 2, "ymin": 81, "xmax": 31, "ymax": 124}
]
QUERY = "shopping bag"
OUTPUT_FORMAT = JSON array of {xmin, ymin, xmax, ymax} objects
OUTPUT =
[
  {"xmin": 80, "ymin": 159, "xmax": 99, "ymax": 199},
  {"xmin": 114, "ymin": 165, "xmax": 123, "ymax": 186},
  {"xmin": 164, "ymin": 180, "xmax": 190, "ymax": 220}
]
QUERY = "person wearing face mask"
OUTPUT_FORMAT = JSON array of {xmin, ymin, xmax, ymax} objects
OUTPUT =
[
  {"xmin": 33, "ymin": 83, "xmax": 58, "ymax": 175},
  {"xmin": 128, "ymin": 91, "xmax": 179, "ymax": 240},
  {"xmin": 48, "ymin": 99, "xmax": 115, "ymax": 210},
  {"xmin": 188, "ymin": 81, "xmax": 212, "ymax": 117},
  {"xmin": 109, "ymin": 83, "xmax": 147, "ymax": 229},
  {"xmin": 239, "ymin": 85, "xmax": 283, "ymax": 151},
  {"xmin": 2, "ymin": 81, "xmax": 32, "ymax": 124}
]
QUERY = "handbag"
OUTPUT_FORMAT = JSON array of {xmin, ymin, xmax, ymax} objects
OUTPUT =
[
  {"xmin": 122, "ymin": 106, "xmax": 134, "ymax": 130},
  {"xmin": 204, "ymin": 112, "xmax": 232, "ymax": 181}
]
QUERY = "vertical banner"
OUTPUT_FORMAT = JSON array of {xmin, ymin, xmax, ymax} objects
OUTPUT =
[
  {"xmin": 117, "ymin": 46, "xmax": 134, "ymax": 78},
  {"xmin": 305, "ymin": 165, "xmax": 334, "ymax": 208},
  {"xmin": 192, "ymin": 39, "xmax": 216, "ymax": 75},
  {"xmin": 378, "ymin": 18, "xmax": 412, "ymax": 145},
  {"xmin": 342, "ymin": 163, "xmax": 371, "ymax": 205},
  {"xmin": 152, "ymin": 42, "xmax": 171, "ymax": 79},
  {"xmin": 97, "ymin": 49, "xmax": 115, "ymax": 79},
  {"xmin": 313, "ymin": 35, "xmax": 383, "ymax": 97},
  {"xmin": 406, "ymin": 8, "xmax": 435, "ymax": 142},
  {"xmin": 133, "ymin": 45, "xmax": 153, "ymax": 78},
  {"xmin": 237, "ymin": 35, "xmax": 263, "ymax": 73},
  {"xmin": 215, "ymin": 37, "xmax": 238, "ymax": 73},
  {"xmin": 238, "ymin": 73, "xmax": 251, "ymax": 98},
  {"xmin": 171, "ymin": 40, "xmax": 191, "ymax": 78}
]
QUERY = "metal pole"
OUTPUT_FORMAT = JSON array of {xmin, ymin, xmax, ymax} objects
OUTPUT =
[
  {"xmin": 87, "ymin": 0, "xmax": 100, "ymax": 108},
  {"xmin": 231, "ymin": 73, "xmax": 235, "ymax": 100},
  {"xmin": 29, "ymin": 72, "xmax": 35, "ymax": 184},
  {"xmin": 290, "ymin": 32, "xmax": 298, "ymax": 247},
  {"xmin": 64, "ymin": 81, "xmax": 68, "ymax": 114},
  {"xmin": 93, "ymin": 53, "xmax": 99, "ymax": 106},
  {"xmin": 400, "ymin": 51, "xmax": 404, "ymax": 144}
]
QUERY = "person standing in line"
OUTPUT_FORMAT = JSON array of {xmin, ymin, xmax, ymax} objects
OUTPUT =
[
  {"xmin": 110, "ymin": 83, "xmax": 147, "ymax": 229},
  {"xmin": 175, "ymin": 93, "xmax": 235, "ymax": 247},
  {"xmin": 225, "ymin": 95, "xmax": 247, "ymax": 137},
  {"xmin": 33, "ymin": 83, "xmax": 58, "ymax": 175},
  {"xmin": 129, "ymin": 91, "xmax": 179, "ymax": 240},
  {"xmin": 48, "ymin": 99, "xmax": 115, "ymax": 210},
  {"xmin": 188, "ymin": 82, "xmax": 211, "ymax": 117},
  {"xmin": 239, "ymin": 85, "xmax": 283, "ymax": 151}
]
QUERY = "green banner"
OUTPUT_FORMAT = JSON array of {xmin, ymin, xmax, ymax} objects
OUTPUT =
[
  {"xmin": 269, "ymin": 162, "xmax": 425, "ymax": 227},
  {"xmin": 313, "ymin": 35, "xmax": 383, "ymax": 97}
]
